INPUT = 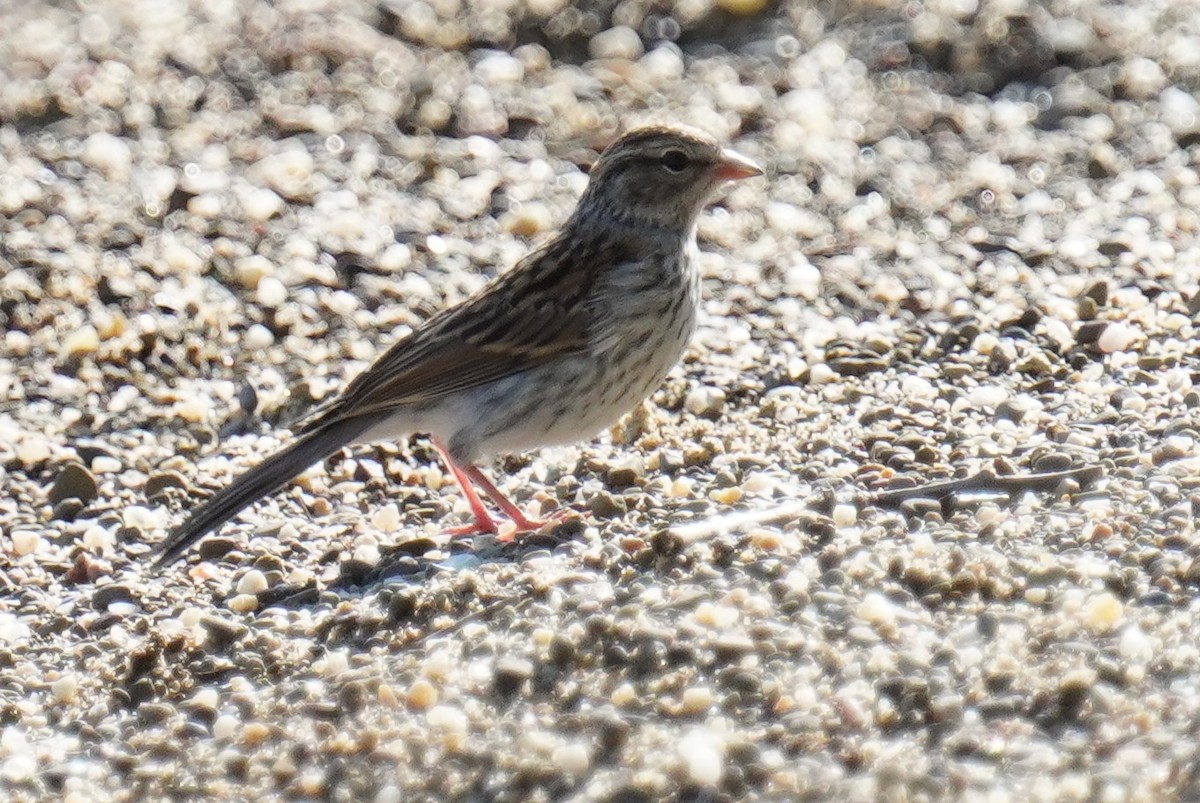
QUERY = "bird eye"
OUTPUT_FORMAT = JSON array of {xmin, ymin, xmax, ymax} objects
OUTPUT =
[{"xmin": 660, "ymin": 149, "xmax": 688, "ymax": 173}]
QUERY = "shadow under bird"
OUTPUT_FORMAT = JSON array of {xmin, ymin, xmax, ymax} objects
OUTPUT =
[{"xmin": 153, "ymin": 124, "xmax": 763, "ymax": 566}]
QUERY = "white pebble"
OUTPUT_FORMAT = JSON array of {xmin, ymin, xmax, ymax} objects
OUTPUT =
[
  {"xmin": 684, "ymin": 386, "xmax": 726, "ymax": 417},
  {"xmin": 589, "ymin": 25, "xmax": 643, "ymax": 60},
  {"xmin": 809, "ymin": 363, "xmax": 835, "ymax": 383},
  {"xmin": 680, "ymin": 686, "xmax": 713, "ymax": 715},
  {"xmin": 234, "ymin": 255, "xmax": 273, "ymax": 289},
  {"xmin": 240, "ymin": 187, "xmax": 284, "ymax": 221},
  {"xmin": 11, "ymin": 531, "xmax": 44, "ymax": 557},
  {"xmin": 236, "ymin": 570, "xmax": 268, "ymax": 595},
  {"xmin": 244, "ymin": 324, "xmax": 274, "ymax": 350},
  {"xmin": 191, "ymin": 687, "xmax": 219, "ymax": 711},
  {"xmin": 678, "ymin": 729, "xmax": 724, "ymax": 787},
  {"xmin": 174, "ymin": 396, "xmax": 208, "ymax": 423},
  {"xmin": 857, "ymin": 592, "xmax": 897, "ymax": 628},
  {"xmin": 227, "ymin": 594, "xmax": 258, "ymax": 613},
  {"xmin": 255, "ymin": 276, "xmax": 288, "ymax": 308},
  {"xmin": 378, "ymin": 243, "xmax": 412, "ymax": 272},
  {"xmin": 968, "ymin": 385, "xmax": 1009, "ymax": 408},
  {"xmin": 82, "ymin": 132, "xmax": 132, "ymax": 178},
  {"xmin": 62, "ymin": 325, "xmax": 100, "ymax": 359},
  {"xmin": 163, "ymin": 242, "xmax": 203, "ymax": 274},
  {"xmin": 1097, "ymin": 323, "xmax": 1139, "ymax": 353},
  {"xmin": 426, "ymin": 704, "xmax": 468, "ymax": 733},
  {"xmin": 1084, "ymin": 592, "xmax": 1123, "ymax": 633},
  {"xmin": 187, "ymin": 193, "xmax": 222, "ymax": 218},
  {"xmin": 50, "ymin": 674, "xmax": 78, "ymax": 704},
  {"xmin": 91, "ymin": 455, "xmax": 121, "ymax": 474},
  {"xmin": 371, "ymin": 503, "xmax": 402, "ymax": 533},
  {"xmin": 551, "ymin": 742, "xmax": 591, "ymax": 776},
  {"xmin": 212, "ymin": 713, "xmax": 239, "ymax": 740},
  {"xmin": 693, "ymin": 602, "xmax": 738, "ymax": 628},
  {"xmin": 832, "ymin": 503, "xmax": 857, "ymax": 527},
  {"xmin": 374, "ymin": 786, "xmax": 403, "ymax": 803},
  {"xmin": 321, "ymin": 650, "xmax": 350, "ymax": 677}
]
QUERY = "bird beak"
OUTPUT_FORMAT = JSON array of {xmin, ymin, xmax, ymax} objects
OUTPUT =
[{"xmin": 714, "ymin": 148, "xmax": 763, "ymax": 182}]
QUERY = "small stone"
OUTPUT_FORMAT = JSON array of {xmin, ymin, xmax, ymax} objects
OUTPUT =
[
  {"xmin": 50, "ymin": 674, "xmax": 78, "ymax": 704},
  {"xmin": 371, "ymin": 503, "xmax": 402, "ymax": 533},
  {"xmin": 91, "ymin": 455, "xmax": 122, "ymax": 474},
  {"xmin": 82, "ymin": 132, "xmax": 132, "ymax": 178},
  {"xmin": 678, "ymin": 730, "xmax": 724, "ymax": 786},
  {"xmin": 1097, "ymin": 323, "xmax": 1139, "ymax": 353},
  {"xmin": 234, "ymin": 255, "xmax": 273, "ymax": 289},
  {"xmin": 227, "ymin": 594, "xmax": 259, "ymax": 613},
  {"xmin": 406, "ymin": 679, "xmax": 439, "ymax": 710},
  {"xmin": 11, "ymin": 531, "xmax": 44, "ymax": 557},
  {"xmin": 611, "ymin": 683, "xmax": 636, "ymax": 707},
  {"xmin": 240, "ymin": 187, "xmax": 284, "ymax": 221},
  {"xmin": 48, "ymin": 463, "xmax": 98, "ymax": 505},
  {"xmin": 1084, "ymin": 592, "xmax": 1123, "ymax": 633},
  {"xmin": 684, "ymin": 386, "xmax": 726, "ymax": 418},
  {"xmin": 709, "ymin": 487, "xmax": 743, "ymax": 505},
  {"xmin": 694, "ymin": 602, "xmax": 738, "ymax": 628},
  {"xmin": 493, "ymin": 657, "xmax": 534, "ymax": 696},
  {"xmin": 62, "ymin": 325, "xmax": 100, "ymax": 359},
  {"xmin": 244, "ymin": 324, "xmax": 274, "ymax": 350},
  {"xmin": 589, "ymin": 25, "xmax": 643, "ymax": 60},
  {"xmin": 680, "ymin": 686, "xmax": 713, "ymax": 715},
  {"xmin": 588, "ymin": 491, "xmax": 627, "ymax": 519},
  {"xmin": 255, "ymin": 276, "xmax": 288, "ymax": 308},
  {"xmin": 242, "ymin": 722, "xmax": 270, "ymax": 745},
  {"xmin": 831, "ymin": 503, "xmax": 857, "ymax": 527},
  {"xmin": 213, "ymin": 713, "xmax": 240, "ymax": 740},
  {"xmin": 144, "ymin": 471, "xmax": 188, "ymax": 496},
  {"xmin": 236, "ymin": 570, "xmax": 268, "ymax": 595},
  {"xmin": 552, "ymin": 742, "xmax": 590, "ymax": 777}
]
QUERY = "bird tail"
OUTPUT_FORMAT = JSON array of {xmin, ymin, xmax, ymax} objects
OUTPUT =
[{"xmin": 152, "ymin": 417, "xmax": 370, "ymax": 567}]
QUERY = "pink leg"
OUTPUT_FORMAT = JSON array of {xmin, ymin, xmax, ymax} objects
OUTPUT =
[
  {"xmin": 432, "ymin": 440, "xmax": 500, "ymax": 536},
  {"xmin": 461, "ymin": 463, "xmax": 550, "ymax": 534}
]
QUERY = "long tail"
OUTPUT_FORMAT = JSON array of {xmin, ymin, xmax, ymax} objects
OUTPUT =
[{"xmin": 152, "ymin": 417, "xmax": 371, "ymax": 567}]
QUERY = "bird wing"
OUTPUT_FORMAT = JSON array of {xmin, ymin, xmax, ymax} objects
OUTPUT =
[{"xmin": 300, "ymin": 235, "xmax": 626, "ymax": 429}]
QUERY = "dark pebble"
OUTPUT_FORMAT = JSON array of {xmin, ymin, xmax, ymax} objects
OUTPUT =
[
  {"xmin": 92, "ymin": 584, "xmax": 134, "ymax": 610},
  {"xmin": 493, "ymin": 657, "xmax": 534, "ymax": 697},
  {"xmin": 48, "ymin": 463, "xmax": 98, "ymax": 505}
]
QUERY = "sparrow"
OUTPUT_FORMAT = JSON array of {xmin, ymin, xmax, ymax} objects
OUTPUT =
[{"xmin": 152, "ymin": 124, "xmax": 762, "ymax": 566}]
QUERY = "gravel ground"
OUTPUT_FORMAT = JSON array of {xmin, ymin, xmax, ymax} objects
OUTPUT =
[{"xmin": 3, "ymin": 0, "xmax": 1200, "ymax": 800}]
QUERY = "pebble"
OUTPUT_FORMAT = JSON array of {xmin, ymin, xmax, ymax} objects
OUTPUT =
[
  {"xmin": 1084, "ymin": 592, "xmax": 1124, "ymax": 633},
  {"xmin": 684, "ymin": 386, "xmax": 726, "ymax": 418},
  {"xmin": 678, "ymin": 730, "xmax": 724, "ymax": 786},
  {"xmin": 255, "ymin": 276, "xmax": 288, "ymax": 308},
  {"xmin": 48, "ymin": 463, "xmax": 98, "ymax": 505},
  {"xmin": 406, "ymin": 679, "xmax": 439, "ymax": 710},
  {"xmin": 1097, "ymin": 322, "xmax": 1139, "ymax": 353},
  {"xmin": 227, "ymin": 594, "xmax": 259, "ymax": 613},
  {"xmin": 11, "ymin": 530, "xmax": 45, "ymax": 557},
  {"xmin": 62, "ymin": 325, "xmax": 100, "ymax": 359},
  {"xmin": 371, "ymin": 503, "xmax": 402, "ymax": 533},
  {"xmin": 589, "ymin": 26, "xmax": 643, "ymax": 60},
  {"xmin": 679, "ymin": 686, "xmax": 713, "ymax": 715},
  {"xmin": 236, "ymin": 570, "xmax": 268, "ymax": 595},
  {"xmin": 82, "ymin": 132, "xmax": 132, "ymax": 178},
  {"xmin": 831, "ymin": 503, "xmax": 857, "ymax": 527},
  {"xmin": 50, "ymin": 674, "xmax": 78, "ymax": 704}
]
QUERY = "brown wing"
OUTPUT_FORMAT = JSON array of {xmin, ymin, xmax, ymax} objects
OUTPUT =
[{"xmin": 300, "ymin": 234, "xmax": 626, "ymax": 429}]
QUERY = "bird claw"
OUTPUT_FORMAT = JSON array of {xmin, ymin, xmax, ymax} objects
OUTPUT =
[{"xmin": 442, "ymin": 507, "xmax": 582, "ymax": 542}]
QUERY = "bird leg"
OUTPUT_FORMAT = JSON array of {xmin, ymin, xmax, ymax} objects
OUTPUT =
[{"xmin": 432, "ymin": 439, "xmax": 548, "ymax": 539}]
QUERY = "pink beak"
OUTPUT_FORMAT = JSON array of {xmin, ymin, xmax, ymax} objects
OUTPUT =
[{"xmin": 714, "ymin": 148, "xmax": 763, "ymax": 181}]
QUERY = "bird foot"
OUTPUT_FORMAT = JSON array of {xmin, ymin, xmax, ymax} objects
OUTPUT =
[{"xmin": 442, "ymin": 507, "xmax": 581, "ymax": 542}]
